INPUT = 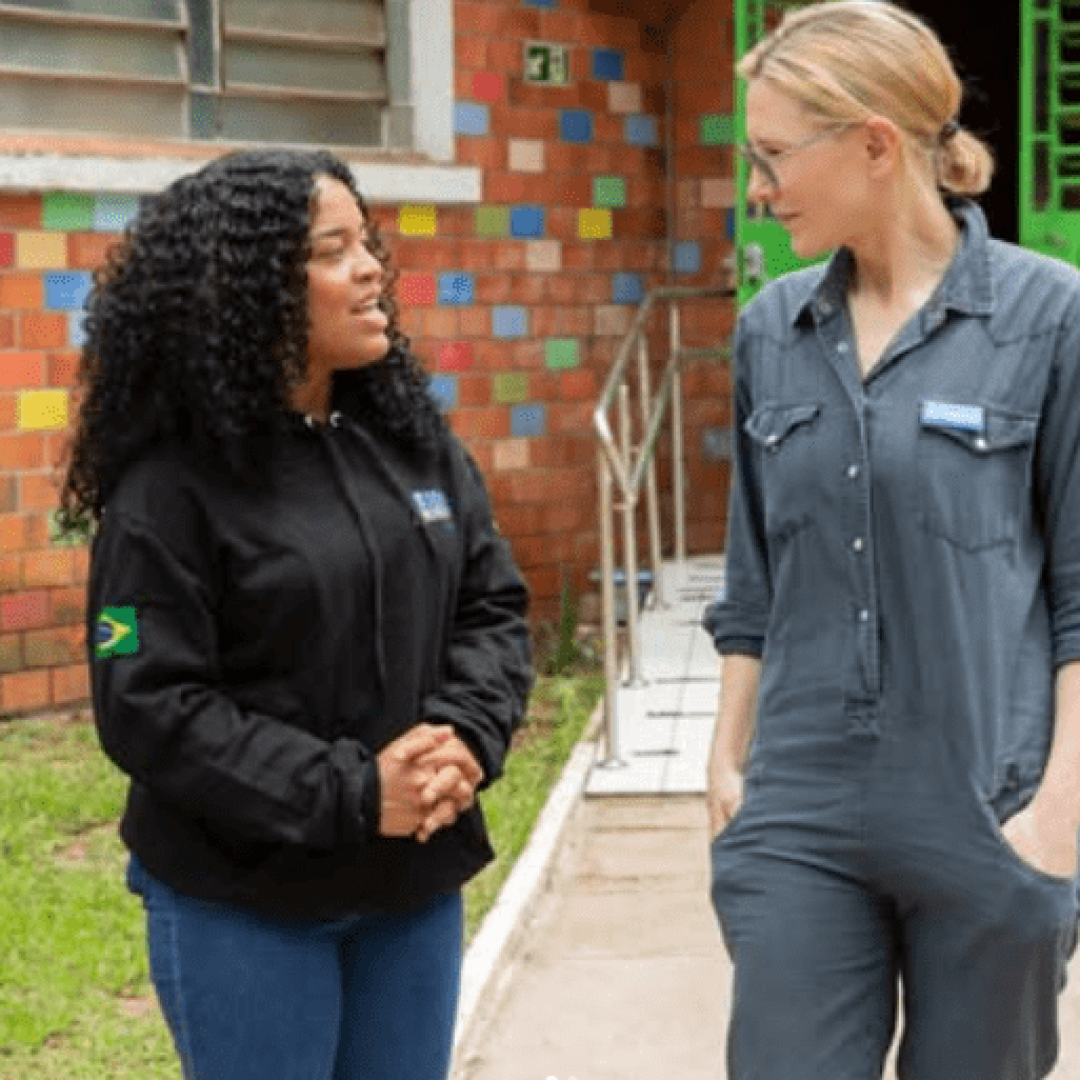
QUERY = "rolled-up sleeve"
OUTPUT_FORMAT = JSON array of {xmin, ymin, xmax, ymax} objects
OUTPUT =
[
  {"xmin": 703, "ymin": 317, "xmax": 771, "ymax": 656},
  {"xmin": 1038, "ymin": 296, "xmax": 1080, "ymax": 669}
]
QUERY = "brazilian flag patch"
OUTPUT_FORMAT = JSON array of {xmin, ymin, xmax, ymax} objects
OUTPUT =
[{"xmin": 94, "ymin": 606, "xmax": 139, "ymax": 659}]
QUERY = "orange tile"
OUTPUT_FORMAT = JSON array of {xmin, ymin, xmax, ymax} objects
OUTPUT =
[
  {"xmin": 0, "ymin": 194, "xmax": 43, "ymax": 230},
  {"xmin": 69, "ymin": 232, "xmax": 118, "ymax": 270},
  {"xmin": 0, "ymin": 351, "xmax": 45, "ymax": 389},
  {"xmin": 19, "ymin": 313, "xmax": 67, "ymax": 350},
  {"xmin": 0, "ymin": 274, "xmax": 44, "ymax": 310}
]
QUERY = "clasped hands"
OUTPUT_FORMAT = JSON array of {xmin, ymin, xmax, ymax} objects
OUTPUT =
[{"xmin": 377, "ymin": 723, "xmax": 484, "ymax": 843}]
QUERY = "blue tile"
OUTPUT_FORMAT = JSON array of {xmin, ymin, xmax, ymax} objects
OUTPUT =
[
  {"xmin": 612, "ymin": 272, "xmax": 645, "ymax": 304},
  {"xmin": 492, "ymin": 306, "xmax": 528, "ymax": 338},
  {"xmin": 511, "ymin": 404, "xmax": 546, "ymax": 437},
  {"xmin": 428, "ymin": 375, "xmax": 458, "ymax": 411},
  {"xmin": 592, "ymin": 49, "xmax": 625, "ymax": 81},
  {"xmin": 454, "ymin": 102, "xmax": 489, "ymax": 137},
  {"xmin": 510, "ymin": 205, "xmax": 545, "ymax": 238},
  {"xmin": 524, "ymin": 0, "xmax": 557, "ymax": 6},
  {"xmin": 674, "ymin": 242, "xmax": 702, "ymax": 275},
  {"xmin": 560, "ymin": 110, "xmax": 594, "ymax": 144},
  {"xmin": 69, "ymin": 311, "xmax": 88, "ymax": 349},
  {"xmin": 93, "ymin": 194, "xmax": 140, "ymax": 232},
  {"xmin": 625, "ymin": 114, "xmax": 659, "ymax": 146},
  {"xmin": 438, "ymin": 273, "xmax": 474, "ymax": 305},
  {"xmin": 44, "ymin": 271, "xmax": 93, "ymax": 311},
  {"xmin": 726, "ymin": 208, "xmax": 737, "ymax": 241}
]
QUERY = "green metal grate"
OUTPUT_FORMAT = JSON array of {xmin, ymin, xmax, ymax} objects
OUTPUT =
[{"xmin": 1020, "ymin": 0, "xmax": 1080, "ymax": 264}]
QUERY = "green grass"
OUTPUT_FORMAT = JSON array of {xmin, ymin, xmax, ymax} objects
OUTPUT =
[{"xmin": 0, "ymin": 671, "xmax": 602, "ymax": 1078}]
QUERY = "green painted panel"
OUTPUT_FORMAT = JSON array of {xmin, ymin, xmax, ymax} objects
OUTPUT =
[
  {"xmin": 700, "ymin": 113, "xmax": 737, "ymax": 146},
  {"xmin": 475, "ymin": 205, "xmax": 510, "ymax": 237},
  {"xmin": 544, "ymin": 338, "xmax": 580, "ymax": 370},
  {"xmin": 43, "ymin": 193, "xmax": 94, "ymax": 231},
  {"xmin": 593, "ymin": 176, "xmax": 627, "ymax": 208}
]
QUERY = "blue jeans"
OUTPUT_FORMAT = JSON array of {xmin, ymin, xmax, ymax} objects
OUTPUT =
[{"xmin": 127, "ymin": 855, "xmax": 463, "ymax": 1080}]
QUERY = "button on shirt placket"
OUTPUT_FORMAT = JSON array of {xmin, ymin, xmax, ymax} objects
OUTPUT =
[{"xmin": 822, "ymin": 317, "xmax": 882, "ymax": 736}]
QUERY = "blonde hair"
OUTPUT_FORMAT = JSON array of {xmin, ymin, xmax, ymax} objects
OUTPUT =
[{"xmin": 738, "ymin": 0, "xmax": 994, "ymax": 196}]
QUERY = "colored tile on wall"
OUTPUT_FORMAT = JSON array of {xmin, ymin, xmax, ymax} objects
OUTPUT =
[
  {"xmin": 726, "ymin": 208, "xmax": 737, "ymax": 241},
  {"xmin": 476, "ymin": 205, "xmax": 510, "ymax": 238},
  {"xmin": 524, "ymin": 0, "xmax": 557, "ymax": 6},
  {"xmin": 701, "ymin": 113, "xmax": 737, "ymax": 146},
  {"xmin": 560, "ymin": 110, "xmax": 594, "ymax": 144},
  {"xmin": 69, "ymin": 312, "xmax": 87, "ymax": 349},
  {"xmin": 592, "ymin": 49, "xmax": 625, "ymax": 81},
  {"xmin": 511, "ymin": 404, "xmax": 546, "ymax": 437},
  {"xmin": 438, "ymin": 272, "xmax": 475, "ymax": 305},
  {"xmin": 43, "ymin": 193, "xmax": 94, "ymax": 232},
  {"xmin": 493, "ymin": 438, "xmax": 529, "ymax": 472},
  {"xmin": 438, "ymin": 342, "xmax": 474, "ymax": 371},
  {"xmin": 545, "ymin": 338, "xmax": 580, "ymax": 370},
  {"xmin": 494, "ymin": 372, "xmax": 529, "ymax": 405},
  {"xmin": 674, "ymin": 241, "xmax": 702, "ymax": 274},
  {"xmin": 701, "ymin": 178, "xmax": 738, "ymax": 208},
  {"xmin": 578, "ymin": 209, "xmax": 612, "ymax": 240},
  {"xmin": 625, "ymin": 115, "xmax": 659, "ymax": 146},
  {"xmin": 399, "ymin": 273, "xmax": 437, "ymax": 305},
  {"xmin": 526, "ymin": 240, "xmax": 561, "ymax": 273},
  {"xmin": 44, "ymin": 271, "xmax": 92, "ymax": 310},
  {"xmin": 94, "ymin": 194, "xmax": 141, "ymax": 232},
  {"xmin": 492, "ymin": 306, "xmax": 528, "ymax": 338},
  {"xmin": 17, "ymin": 232, "xmax": 68, "ymax": 271},
  {"xmin": 455, "ymin": 102, "xmax": 490, "ymax": 137},
  {"xmin": 510, "ymin": 205, "xmax": 545, "ymax": 238},
  {"xmin": 0, "ymin": 233, "xmax": 13, "ymax": 268},
  {"xmin": 428, "ymin": 375, "xmax": 458, "ymax": 411},
  {"xmin": 509, "ymin": 140, "xmax": 544, "ymax": 173},
  {"xmin": 612, "ymin": 273, "xmax": 645, "ymax": 304},
  {"xmin": 399, "ymin": 204, "xmax": 437, "ymax": 237},
  {"xmin": 472, "ymin": 73, "xmax": 506, "ymax": 102},
  {"xmin": 608, "ymin": 82, "xmax": 643, "ymax": 114},
  {"xmin": 18, "ymin": 389, "xmax": 68, "ymax": 431},
  {"xmin": 594, "ymin": 177, "xmax": 627, "ymax": 208}
]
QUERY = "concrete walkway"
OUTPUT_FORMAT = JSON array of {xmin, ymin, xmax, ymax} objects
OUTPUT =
[{"xmin": 452, "ymin": 558, "xmax": 1080, "ymax": 1079}]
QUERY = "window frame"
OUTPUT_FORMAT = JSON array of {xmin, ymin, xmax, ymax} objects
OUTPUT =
[{"xmin": 0, "ymin": 0, "xmax": 478, "ymax": 204}]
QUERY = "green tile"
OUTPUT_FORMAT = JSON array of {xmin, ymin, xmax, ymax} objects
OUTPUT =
[
  {"xmin": 475, "ymin": 205, "xmax": 510, "ymax": 238},
  {"xmin": 545, "ymin": 338, "xmax": 580, "ymax": 370},
  {"xmin": 494, "ymin": 372, "xmax": 529, "ymax": 404},
  {"xmin": 43, "ymin": 193, "xmax": 95, "ymax": 231},
  {"xmin": 700, "ymin": 113, "xmax": 737, "ymax": 146},
  {"xmin": 593, "ymin": 176, "xmax": 627, "ymax": 208}
]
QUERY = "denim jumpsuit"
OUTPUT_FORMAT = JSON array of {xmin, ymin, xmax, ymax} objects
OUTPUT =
[{"xmin": 704, "ymin": 201, "xmax": 1080, "ymax": 1080}]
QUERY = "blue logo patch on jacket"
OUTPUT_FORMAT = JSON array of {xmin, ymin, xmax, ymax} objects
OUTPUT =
[{"xmin": 412, "ymin": 489, "xmax": 453, "ymax": 525}]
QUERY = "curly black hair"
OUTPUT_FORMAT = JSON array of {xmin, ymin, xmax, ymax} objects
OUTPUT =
[{"xmin": 57, "ymin": 148, "xmax": 444, "ymax": 534}]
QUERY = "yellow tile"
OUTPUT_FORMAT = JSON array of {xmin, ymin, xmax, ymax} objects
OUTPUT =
[
  {"xmin": 16, "ymin": 231, "xmax": 68, "ymax": 270},
  {"xmin": 399, "ymin": 204, "xmax": 437, "ymax": 237},
  {"xmin": 18, "ymin": 389, "xmax": 68, "ymax": 431},
  {"xmin": 578, "ymin": 209, "xmax": 613, "ymax": 240}
]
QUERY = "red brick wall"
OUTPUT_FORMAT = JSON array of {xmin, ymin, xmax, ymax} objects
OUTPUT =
[{"xmin": 0, "ymin": 0, "xmax": 738, "ymax": 717}]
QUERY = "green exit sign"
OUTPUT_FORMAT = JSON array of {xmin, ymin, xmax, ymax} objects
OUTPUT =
[{"xmin": 524, "ymin": 41, "xmax": 570, "ymax": 86}]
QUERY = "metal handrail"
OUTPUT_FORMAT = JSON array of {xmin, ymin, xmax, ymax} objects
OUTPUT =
[{"xmin": 593, "ymin": 284, "xmax": 734, "ymax": 768}]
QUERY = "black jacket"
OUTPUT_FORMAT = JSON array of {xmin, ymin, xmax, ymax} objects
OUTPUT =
[{"xmin": 88, "ymin": 384, "xmax": 531, "ymax": 917}]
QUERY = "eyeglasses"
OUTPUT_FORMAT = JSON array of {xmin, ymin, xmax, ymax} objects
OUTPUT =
[{"xmin": 738, "ymin": 123, "xmax": 857, "ymax": 190}]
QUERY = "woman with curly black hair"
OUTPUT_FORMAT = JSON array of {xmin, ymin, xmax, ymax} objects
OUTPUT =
[{"xmin": 58, "ymin": 148, "xmax": 531, "ymax": 1080}]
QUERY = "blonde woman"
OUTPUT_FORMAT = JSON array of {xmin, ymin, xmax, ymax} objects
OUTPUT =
[{"xmin": 704, "ymin": 3, "xmax": 1080, "ymax": 1078}]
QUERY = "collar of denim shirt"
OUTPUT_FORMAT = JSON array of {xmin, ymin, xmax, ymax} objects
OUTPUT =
[{"xmin": 793, "ymin": 197, "xmax": 995, "ymax": 330}]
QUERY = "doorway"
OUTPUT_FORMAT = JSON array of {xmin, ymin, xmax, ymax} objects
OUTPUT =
[{"xmin": 905, "ymin": 3, "xmax": 1020, "ymax": 243}]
